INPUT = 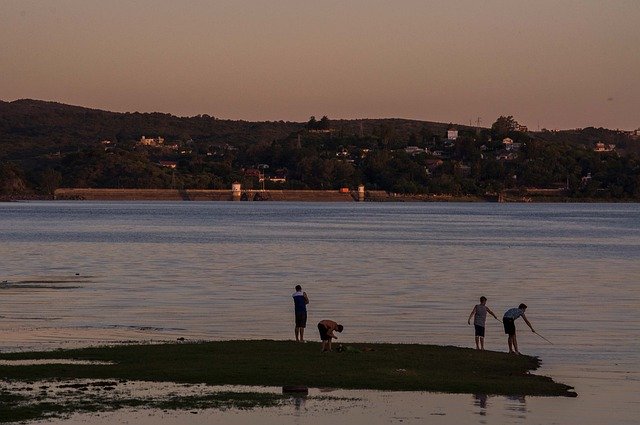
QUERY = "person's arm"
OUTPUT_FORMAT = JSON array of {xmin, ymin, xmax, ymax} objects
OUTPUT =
[
  {"xmin": 327, "ymin": 329, "xmax": 337, "ymax": 339},
  {"xmin": 522, "ymin": 314, "xmax": 535, "ymax": 332},
  {"xmin": 468, "ymin": 306, "xmax": 476, "ymax": 325},
  {"xmin": 303, "ymin": 292, "xmax": 309, "ymax": 304},
  {"xmin": 487, "ymin": 307, "xmax": 498, "ymax": 320}
]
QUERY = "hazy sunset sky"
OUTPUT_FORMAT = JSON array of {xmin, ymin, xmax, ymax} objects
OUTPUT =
[{"xmin": 1, "ymin": 1, "xmax": 639, "ymax": 129}]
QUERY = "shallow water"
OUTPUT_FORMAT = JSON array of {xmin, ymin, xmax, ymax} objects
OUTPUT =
[{"xmin": 1, "ymin": 201, "xmax": 639, "ymax": 423}]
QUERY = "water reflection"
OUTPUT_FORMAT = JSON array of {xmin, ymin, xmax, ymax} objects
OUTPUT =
[
  {"xmin": 473, "ymin": 393, "xmax": 487, "ymax": 411},
  {"xmin": 4, "ymin": 378, "xmax": 635, "ymax": 425},
  {"xmin": 18, "ymin": 387, "xmax": 577, "ymax": 425},
  {"xmin": 292, "ymin": 395, "xmax": 306, "ymax": 411},
  {"xmin": 505, "ymin": 395, "xmax": 528, "ymax": 421}
]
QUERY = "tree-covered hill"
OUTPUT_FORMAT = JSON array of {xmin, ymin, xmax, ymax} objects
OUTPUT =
[
  {"xmin": 0, "ymin": 99, "xmax": 302, "ymax": 157},
  {"xmin": 1, "ymin": 99, "xmax": 639, "ymax": 200}
]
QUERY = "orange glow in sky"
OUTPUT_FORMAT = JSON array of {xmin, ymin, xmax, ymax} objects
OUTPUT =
[{"xmin": 1, "ymin": 1, "xmax": 638, "ymax": 129}]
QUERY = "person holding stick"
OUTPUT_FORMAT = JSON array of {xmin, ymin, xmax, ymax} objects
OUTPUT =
[
  {"xmin": 502, "ymin": 303, "xmax": 534, "ymax": 354},
  {"xmin": 468, "ymin": 296, "xmax": 498, "ymax": 350}
]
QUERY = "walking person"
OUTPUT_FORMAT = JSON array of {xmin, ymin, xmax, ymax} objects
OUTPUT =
[
  {"xmin": 467, "ymin": 296, "xmax": 498, "ymax": 350},
  {"xmin": 502, "ymin": 303, "xmax": 535, "ymax": 354},
  {"xmin": 292, "ymin": 285, "xmax": 309, "ymax": 342},
  {"xmin": 317, "ymin": 319, "xmax": 343, "ymax": 352}
]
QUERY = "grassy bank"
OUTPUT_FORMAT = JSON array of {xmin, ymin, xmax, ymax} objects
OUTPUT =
[{"xmin": 0, "ymin": 340, "xmax": 575, "ymax": 422}]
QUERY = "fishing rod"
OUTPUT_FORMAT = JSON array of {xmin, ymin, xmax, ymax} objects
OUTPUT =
[{"xmin": 533, "ymin": 331, "xmax": 554, "ymax": 345}]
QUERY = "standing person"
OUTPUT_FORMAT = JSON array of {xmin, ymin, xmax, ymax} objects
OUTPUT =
[
  {"xmin": 317, "ymin": 319, "xmax": 343, "ymax": 352},
  {"xmin": 292, "ymin": 285, "xmax": 309, "ymax": 342},
  {"xmin": 467, "ymin": 296, "xmax": 498, "ymax": 350},
  {"xmin": 502, "ymin": 303, "xmax": 535, "ymax": 354}
]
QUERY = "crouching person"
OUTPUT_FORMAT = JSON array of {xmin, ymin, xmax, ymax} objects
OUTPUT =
[{"xmin": 317, "ymin": 320, "xmax": 344, "ymax": 352}]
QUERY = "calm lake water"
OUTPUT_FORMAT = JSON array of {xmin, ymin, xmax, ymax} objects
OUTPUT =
[{"xmin": 1, "ymin": 201, "xmax": 639, "ymax": 424}]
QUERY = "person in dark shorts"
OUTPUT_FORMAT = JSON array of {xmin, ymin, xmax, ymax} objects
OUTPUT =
[
  {"xmin": 292, "ymin": 285, "xmax": 309, "ymax": 342},
  {"xmin": 467, "ymin": 296, "xmax": 498, "ymax": 350},
  {"xmin": 502, "ymin": 303, "xmax": 535, "ymax": 354},
  {"xmin": 317, "ymin": 319, "xmax": 343, "ymax": 352}
]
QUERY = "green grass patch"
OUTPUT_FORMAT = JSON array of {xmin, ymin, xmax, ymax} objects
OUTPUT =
[{"xmin": 0, "ymin": 340, "xmax": 575, "ymax": 422}]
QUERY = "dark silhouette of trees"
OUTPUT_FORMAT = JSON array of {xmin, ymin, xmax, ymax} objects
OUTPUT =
[{"xmin": 1, "ymin": 100, "xmax": 639, "ymax": 200}]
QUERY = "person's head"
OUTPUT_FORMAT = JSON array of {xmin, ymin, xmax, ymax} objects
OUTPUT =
[
  {"xmin": 336, "ymin": 324, "xmax": 344, "ymax": 332},
  {"xmin": 519, "ymin": 303, "xmax": 527, "ymax": 311},
  {"xmin": 295, "ymin": 285, "xmax": 302, "ymax": 292},
  {"xmin": 480, "ymin": 296, "xmax": 487, "ymax": 304}
]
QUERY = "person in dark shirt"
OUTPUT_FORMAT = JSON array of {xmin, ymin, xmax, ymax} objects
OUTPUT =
[
  {"xmin": 317, "ymin": 319, "xmax": 344, "ymax": 352},
  {"xmin": 292, "ymin": 285, "xmax": 309, "ymax": 342},
  {"xmin": 503, "ymin": 303, "xmax": 535, "ymax": 354}
]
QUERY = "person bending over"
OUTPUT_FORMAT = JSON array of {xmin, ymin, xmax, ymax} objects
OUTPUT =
[
  {"xmin": 502, "ymin": 303, "xmax": 534, "ymax": 354},
  {"xmin": 317, "ymin": 319, "xmax": 343, "ymax": 352}
]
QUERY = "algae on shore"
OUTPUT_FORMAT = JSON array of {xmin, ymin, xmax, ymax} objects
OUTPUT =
[{"xmin": 0, "ymin": 340, "xmax": 575, "ymax": 423}]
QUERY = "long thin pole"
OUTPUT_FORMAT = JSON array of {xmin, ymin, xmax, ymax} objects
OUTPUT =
[{"xmin": 534, "ymin": 331, "xmax": 554, "ymax": 345}]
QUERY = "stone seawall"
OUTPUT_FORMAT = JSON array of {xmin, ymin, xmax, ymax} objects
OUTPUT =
[{"xmin": 54, "ymin": 188, "xmax": 359, "ymax": 202}]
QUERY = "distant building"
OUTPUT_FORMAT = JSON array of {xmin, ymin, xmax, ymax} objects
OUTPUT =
[
  {"xmin": 140, "ymin": 136, "xmax": 165, "ymax": 146},
  {"xmin": 594, "ymin": 142, "xmax": 615, "ymax": 153},
  {"xmin": 243, "ymin": 168, "xmax": 261, "ymax": 178},
  {"xmin": 100, "ymin": 140, "xmax": 114, "ymax": 152},
  {"xmin": 503, "ymin": 138, "xmax": 521, "ymax": 151},
  {"xmin": 404, "ymin": 146, "xmax": 425, "ymax": 155},
  {"xmin": 269, "ymin": 169, "xmax": 288, "ymax": 183},
  {"xmin": 158, "ymin": 161, "xmax": 177, "ymax": 169}
]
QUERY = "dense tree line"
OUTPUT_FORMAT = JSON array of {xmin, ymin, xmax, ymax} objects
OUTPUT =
[{"xmin": 1, "ymin": 100, "xmax": 639, "ymax": 200}]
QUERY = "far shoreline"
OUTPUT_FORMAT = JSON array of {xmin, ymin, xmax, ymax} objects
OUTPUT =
[{"xmin": 1, "ymin": 187, "xmax": 638, "ymax": 203}]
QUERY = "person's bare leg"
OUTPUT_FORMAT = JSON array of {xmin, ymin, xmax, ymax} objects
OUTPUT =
[
  {"xmin": 475, "ymin": 336, "xmax": 480, "ymax": 350},
  {"xmin": 295, "ymin": 327, "xmax": 300, "ymax": 341},
  {"xmin": 327, "ymin": 339, "xmax": 332, "ymax": 351},
  {"xmin": 513, "ymin": 334, "xmax": 519, "ymax": 354},
  {"xmin": 479, "ymin": 336, "xmax": 484, "ymax": 350},
  {"xmin": 508, "ymin": 335, "xmax": 514, "ymax": 353},
  {"xmin": 300, "ymin": 328, "xmax": 304, "ymax": 342}
]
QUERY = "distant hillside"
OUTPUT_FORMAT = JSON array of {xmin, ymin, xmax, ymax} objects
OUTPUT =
[
  {"xmin": 0, "ymin": 99, "xmax": 471, "ymax": 158},
  {"xmin": 0, "ymin": 99, "xmax": 303, "ymax": 159},
  {"xmin": 2, "ymin": 99, "xmax": 638, "ymax": 201},
  {"xmin": 535, "ymin": 127, "xmax": 640, "ymax": 156}
]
